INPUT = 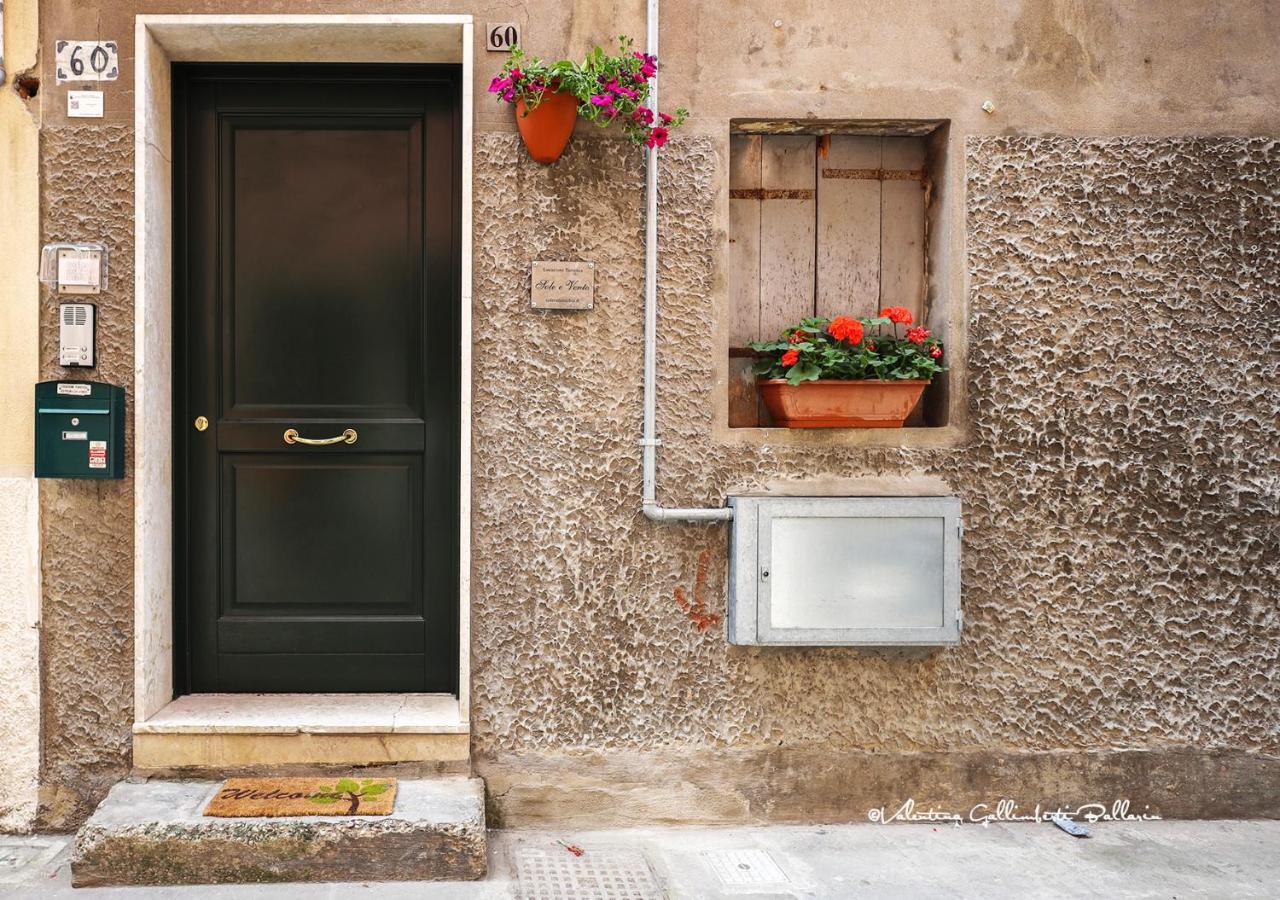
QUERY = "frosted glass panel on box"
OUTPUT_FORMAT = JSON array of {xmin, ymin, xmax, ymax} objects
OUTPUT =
[{"xmin": 769, "ymin": 516, "xmax": 945, "ymax": 629}]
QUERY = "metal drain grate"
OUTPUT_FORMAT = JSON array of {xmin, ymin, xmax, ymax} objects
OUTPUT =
[
  {"xmin": 702, "ymin": 848, "xmax": 790, "ymax": 886},
  {"xmin": 512, "ymin": 846, "xmax": 664, "ymax": 900}
]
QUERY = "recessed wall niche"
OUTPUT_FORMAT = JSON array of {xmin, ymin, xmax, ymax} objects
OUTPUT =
[{"xmin": 727, "ymin": 119, "xmax": 952, "ymax": 429}]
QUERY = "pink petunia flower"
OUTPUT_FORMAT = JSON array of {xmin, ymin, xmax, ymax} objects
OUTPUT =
[
  {"xmin": 632, "ymin": 106, "xmax": 655, "ymax": 125},
  {"xmin": 632, "ymin": 51, "xmax": 658, "ymax": 78},
  {"xmin": 645, "ymin": 125, "xmax": 670, "ymax": 148},
  {"xmin": 658, "ymin": 111, "xmax": 673, "ymax": 124},
  {"xmin": 590, "ymin": 93, "xmax": 615, "ymax": 106},
  {"xmin": 488, "ymin": 75, "xmax": 512, "ymax": 94}
]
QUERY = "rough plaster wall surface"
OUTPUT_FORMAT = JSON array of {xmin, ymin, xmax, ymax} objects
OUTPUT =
[
  {"xmin": 38, "ymin": 126, "xmax": 136, "ymax": 831},
  {"xmin": 470, "ymin": 133, "xmax": 1279, "ymax": 763}
]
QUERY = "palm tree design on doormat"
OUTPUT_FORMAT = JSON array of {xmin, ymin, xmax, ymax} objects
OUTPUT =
[{"xmin": 307, "ymin": 778, "xmax": 391, "ymax": 815}]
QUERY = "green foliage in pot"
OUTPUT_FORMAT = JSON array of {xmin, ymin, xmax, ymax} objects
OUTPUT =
[{"xmin": 489, "ymin": 36, "xmax": 688, "ymax": 147}]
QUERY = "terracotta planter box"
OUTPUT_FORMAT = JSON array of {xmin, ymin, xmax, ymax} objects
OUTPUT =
[
  {"xmin": 758, "ymin": 379, "xmax": 928, "ymax": 428},
  {"xmin": 514, "ymin": 90, "xmax": 579, "ymax": 164}
]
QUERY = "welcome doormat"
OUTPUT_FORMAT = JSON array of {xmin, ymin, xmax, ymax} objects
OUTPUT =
[{"xmin": 203, "ymin": 777, "xmax": 397, "ymax": 817}]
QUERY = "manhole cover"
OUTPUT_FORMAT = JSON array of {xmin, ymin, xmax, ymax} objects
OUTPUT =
[
  {"xmin": 702, "ymin": 848, "xmax": 789, "ymax": 886},
  {"xmin": 512, "ymin": 846, "xmax": 664, "ymax": 899}
]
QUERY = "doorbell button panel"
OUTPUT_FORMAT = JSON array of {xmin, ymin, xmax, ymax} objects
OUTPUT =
[{"xmin": 59, "ymin": 303, "xmax": 96, "ymax": 367}]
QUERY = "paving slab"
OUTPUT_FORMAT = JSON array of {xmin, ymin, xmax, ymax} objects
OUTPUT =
[
  {"xmin": 5, "ymin": 819, "xmax": 1278, "ymax": 898},
  {"xmin": 69, "ymin": 777, "xmax": 486, "ymax": 887}
]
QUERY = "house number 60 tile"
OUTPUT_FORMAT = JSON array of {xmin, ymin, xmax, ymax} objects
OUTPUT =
[
  {"xmin": 55, "ymin": 40, "xmax": 120, "ymax": 84},
  {"xmin": 485, "ymin": 23, "xmax": 519, "ymax": 52}
]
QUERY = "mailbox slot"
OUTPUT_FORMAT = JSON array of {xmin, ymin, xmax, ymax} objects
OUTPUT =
[{"xmin": 35, "ymin": 381, "xmax": 125, "ymax": 479}]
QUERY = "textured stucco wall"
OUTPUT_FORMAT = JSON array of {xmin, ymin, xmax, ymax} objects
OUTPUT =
[
  {"xmin": 470, "ymin": 134, "xmax": 1279, "ymax": 765},
  {"xmin": 28, "ymin": 0, "xmax": 1280, "ymax": 829},
  {"xmin": 36, "ymin": 126, "xmax": 136, "ymax": 830}
]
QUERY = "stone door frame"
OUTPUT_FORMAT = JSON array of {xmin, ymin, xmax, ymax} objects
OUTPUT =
[{"xmin": 132, "ymin": 15, "xmax": 474, "ymax": 739}]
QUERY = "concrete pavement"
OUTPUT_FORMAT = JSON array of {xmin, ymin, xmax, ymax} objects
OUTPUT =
[{"xmin": 2, "ymin": 820, "xmax": 1278, "ymax": 898}]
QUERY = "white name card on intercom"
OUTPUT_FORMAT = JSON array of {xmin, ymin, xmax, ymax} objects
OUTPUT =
[{"xmin": 39, "ymin": 243, "xmax": 108, "ymax": 295}]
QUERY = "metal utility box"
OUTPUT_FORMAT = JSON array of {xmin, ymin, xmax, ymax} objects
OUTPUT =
[
  {"xmin": 35, "ymin": 381, "xmax": 125, "ymax": 480},
  {"xmin": 727, "ymin": 496, "xmax": 962, "ymax": 646}
]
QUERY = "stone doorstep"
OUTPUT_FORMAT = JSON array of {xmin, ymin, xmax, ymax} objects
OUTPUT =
[
  {"xmin": 70, "ymin": 776, "xmax": 487, "ymax": 887},
  {"xmin": 132, "ymin": 694, "xmax": 472, "ymax": 772}
]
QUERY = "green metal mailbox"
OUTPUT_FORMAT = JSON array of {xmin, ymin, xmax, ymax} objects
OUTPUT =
[{"xmin": 35, "ymin": 381, "xmax": 125, "ymax": 479}]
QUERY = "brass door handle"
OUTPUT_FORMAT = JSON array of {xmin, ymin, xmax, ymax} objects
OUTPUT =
[{"xmin": 283, "ymin": 428, "xmax": 358, "ymax": 446}]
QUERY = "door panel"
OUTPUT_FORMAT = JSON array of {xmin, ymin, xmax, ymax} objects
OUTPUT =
[
  {"xmin": 228, "ymin": 121, "xmax": 422, "ymax": 417},
  {"xmin": 175, "ymin": 64, "xmax": 460, "ymax": 694},
  {"xmin": 223, "ymin": 457, "xmax": 421, "ymax": 614}
]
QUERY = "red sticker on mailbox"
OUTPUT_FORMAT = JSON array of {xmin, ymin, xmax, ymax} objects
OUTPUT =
[{"xmin": 88, "ymin": 440, "xmax": 107, "ymax": 470}]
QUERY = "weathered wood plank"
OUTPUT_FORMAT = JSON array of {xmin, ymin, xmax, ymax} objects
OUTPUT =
[
  {"xmin": 880, "ymin": 136, "xmax": 927, "ymax": 323},
  {"xmin": 728, "ymin": 135, "xmax": 761, "ymax": 347},
  {"xmin": 759, "ymin": 135, "xmax": 816, "ymax": 341},
  {"xmin": 817, "ymin": 135, "xmax": 882, "ymax": 319},
  {"xmin": 729, "ymin": 135, "xmax": 762, "ymax": 427},
  {"xmin": 728, "ymin": 357, "xmax": 760, "ymax": 428}
]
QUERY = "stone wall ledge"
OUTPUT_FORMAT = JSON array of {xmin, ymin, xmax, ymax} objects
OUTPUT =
[{"xmin": 478, "ymin": 748, "xmax": 1280, "ymax": 827}]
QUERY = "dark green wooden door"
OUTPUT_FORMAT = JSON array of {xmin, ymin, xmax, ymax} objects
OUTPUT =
[{"xmin": 175, "ymin": 65, "xmax": 460, "ymax": 693}]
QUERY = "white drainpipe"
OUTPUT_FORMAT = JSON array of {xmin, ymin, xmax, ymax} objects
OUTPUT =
[{"xmin": 641, "ymin": 0, "xmax": 734, "ymax": 524}]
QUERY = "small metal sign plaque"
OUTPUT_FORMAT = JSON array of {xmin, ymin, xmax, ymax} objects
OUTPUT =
[{"xmin": 531, "ymin": 261, "xmax": 595, "ymax": 310}]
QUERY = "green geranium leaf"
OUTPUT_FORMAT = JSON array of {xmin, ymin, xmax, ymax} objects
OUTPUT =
[{"xmin": 786, "ymin": 361, "xmax": 822, "ymax": 385}]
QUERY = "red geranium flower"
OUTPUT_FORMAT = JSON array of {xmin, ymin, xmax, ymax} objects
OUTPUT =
[
  {"xmin": 930, "ymin": 346, "xmax": 943, "ymax": 359},
  {"xmin": 787, "ymin": 329, "xmax": 809, "ymax": 344},
  {"xmin": 881, "ymin": 306, "xmax": 914, "ymax": 325},
  {"xmin": 906, "ymin": 326, "xmax": 930, "ymax": 344},
  {"xmin": 780, "ymin": 348, "xmax": 800, "ymax": 367},
  {"xmin": 828, "ymin": 316, "xmax": 864, "ymax": 344}
]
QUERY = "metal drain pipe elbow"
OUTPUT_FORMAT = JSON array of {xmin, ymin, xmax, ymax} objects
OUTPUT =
[
  {"xmin": 643, "ymin": 501, "xmax": 735, "ymax": 523},
  {"xmin": 639, "ymin": 0, "xmax": 733, "ymax": 525}
]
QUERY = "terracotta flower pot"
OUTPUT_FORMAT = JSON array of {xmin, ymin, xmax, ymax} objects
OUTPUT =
[
  {"xmin": 758, "ymin": 379, "xmax": 928, "ymax": 428},
  {"xmin": 514, "ymin": 90, "xmax": 579, "ymax": 164}
]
